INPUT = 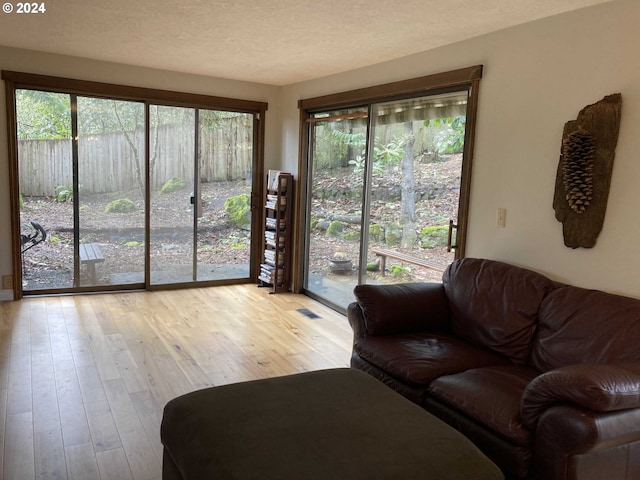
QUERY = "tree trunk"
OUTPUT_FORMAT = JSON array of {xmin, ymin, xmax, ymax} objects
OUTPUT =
[{"xmin": 401, "ymin": 121, "xmax": 417, "ymax": 247}]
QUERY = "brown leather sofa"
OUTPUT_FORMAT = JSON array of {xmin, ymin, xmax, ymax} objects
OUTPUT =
[{"xmin": 348, "ymin": 258, "xmax": 640, "ymax": 480}]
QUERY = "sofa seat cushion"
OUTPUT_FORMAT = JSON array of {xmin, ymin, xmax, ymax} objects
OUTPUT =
[
  {"xmin": 354, "ymin": 332, "xmax": 510, "ymax": 386},
  {"xmin": 428, "ymin": 365, "xmax": 539, "ymax": 446}
]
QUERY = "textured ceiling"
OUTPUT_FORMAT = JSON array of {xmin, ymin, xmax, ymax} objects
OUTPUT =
[{"xmin": 0, "ymin": 0, "xmax": 613, "ymax": 86}]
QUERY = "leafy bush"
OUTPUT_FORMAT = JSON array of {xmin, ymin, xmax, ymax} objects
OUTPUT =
[
  {"xmin": 105, "ymin": 198, "xmax": 137, "ymax": 213},
  {"xmin": 54, "ymin": 184, "xmax": 74, "ymax": 202},
  {"xmin": 160, "ymin": 177, "xmax": 186, "ymax": 194},
  {"xmin": 390, "ymin": 265, "xmax": 408, "ymax": 277},
  {"xmin": 420, "ymin": 225, "xmax": 448, "ymax": 248},
  {"xmin": 224, "ymin": 194, "xmax": 250, "ymax": 229},
  {"xmin": 424, "ymin": 116, "xmax": 466, "ymax": 154}
]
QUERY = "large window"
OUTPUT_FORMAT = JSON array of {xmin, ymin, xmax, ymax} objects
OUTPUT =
[
  {"xmin": 3, "ymin": 71, "xmax": 266, "ymax": 298},
  {"xmin": 297, "ymin": 66, "xmax": 482, "ymax": 311}
]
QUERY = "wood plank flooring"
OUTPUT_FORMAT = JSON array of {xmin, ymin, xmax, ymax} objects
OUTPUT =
[{"xmin": 0, "ymin": 285, "xmax": 353, "ymax": 479}]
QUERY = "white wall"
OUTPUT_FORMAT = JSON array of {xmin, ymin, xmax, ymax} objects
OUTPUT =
[
  {"xmin": 280, "ymin": 0, "xmax": 640, "ymax": 298},
  {"xmin": 0, "ymin": 47, "xmax": 281, "ymax": 300}
]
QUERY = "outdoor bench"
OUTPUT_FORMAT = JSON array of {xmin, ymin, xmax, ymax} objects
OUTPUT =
[
  {"xmin": 79, "ymin": 243, "xmax": 105, "ymax": 283},
  {"xmin": 371, "ymin": 247, "xmax": 446, "ymax": 276}
]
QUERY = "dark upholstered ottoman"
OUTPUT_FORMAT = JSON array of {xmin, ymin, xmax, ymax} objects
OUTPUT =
[{"xmin": 161, "ymin": 368, "xmax": 503, "ymax": 480}]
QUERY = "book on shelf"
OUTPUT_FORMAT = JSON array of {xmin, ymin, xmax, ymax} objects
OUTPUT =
[
  {"xmin": 263, "ymin": 250, "xmax": 284, "ymax": 266},
  {"xmin": 267, "ymin": 169, "xmax": 290, "ymax": 191},
  {"xmin": 266, "ymin": 217, "xmax": 286, "ymax": 228},
  {"xmin": 259, "ymin": 263, "xmax": 284, "ymax": 284}
]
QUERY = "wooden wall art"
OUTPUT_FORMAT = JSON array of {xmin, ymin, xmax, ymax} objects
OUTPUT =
[{"xmin": 553, "ymin": 93, "xmax": 622, "ymax": 248}]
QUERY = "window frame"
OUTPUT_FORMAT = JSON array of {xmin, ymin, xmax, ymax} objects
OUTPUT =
[
  {"xmin": 2, "ymin": 70, "xmax": 268, "ymax": 299},
  {"xmin": 294, "ymin": 65, "xmax": 483, "ymax": 294}
]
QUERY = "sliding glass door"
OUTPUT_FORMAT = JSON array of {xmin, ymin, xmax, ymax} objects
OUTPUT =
[
  {"xmin": 149, "ymin": 106, "xmax": 254, "ymax": 286},
  {"xmin": 302, "ymin": 89, "xmax": 474, "ymax": 311},
  {"xmin": 304, "ymin": 108, "xmax": 368, "ymax": 306},
  {"xmin": 17, "ymin": 91, "xmax": 147, "ymax": 291},
  {"xmin": 12, "ymin": 78, "xmax": 262, "ymax": 296},
  {"xmin": 17, "ymin": 90, "xmax": 75, "ymax": 290},
  {"xmin": 77, "ymin": 96, "xmax": 147, "ymax": 287}
]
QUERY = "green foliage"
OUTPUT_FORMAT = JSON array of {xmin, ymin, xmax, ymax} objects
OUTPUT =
[
  {"xmin": 424, "ymin": 116, "xmax": 466, "ymax": 154},
  {"xmin": 369, "ymin": 224, "xmax": 384, "ymax": 242},
  {"xmin": 326, "ymin": 221, "xmax": 346, "ymax": 237},
  {"xmin": 224, "ymin": 194, "xmax": 250, "ymax": 229},
  {"xmin": 420, "ymin": 225, "xmax": 449, "ymax": 248},
  {"xmin": 125, "ymin": 241, "xmax": 142, "ymax": 247},
  {"xmin": 331, "ymin": 130, "xmax": 366, "ymax": 146},
  {"xmin": 366, "ymin": 261, "xmax": 380, "ymax": 272},
  {"xmin": 160, "ymin": 177, "xmax": 186, "ymax": 194},
  {"xmin": 16, "ymin": 90, "xmax": 72, "ymax": 140},
  {"xmin": 54, "ymin": 184, "xmax": 74, "ymax": 203},
  {"xmin": 105, "ymin": 198, "xmax": 137, "ymax": 213},
  {"xmin": 341, "ymin": 230, "xmax": 360, "ymax": 241},
  {"xmin": 384, "ymin": 224, "xmax": 401, "ymax": 246},
  {"xmin": 19, "ymin": 194, "xmax": 24, "ymax": 209},
  {"xmin": 390, "ymin": 265, "xmax": 408, "ymax": 277}
]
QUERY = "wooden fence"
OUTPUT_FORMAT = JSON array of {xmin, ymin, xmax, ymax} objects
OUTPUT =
[{"xmin": 19, "ymin": 119, "xmax": 253, "ymax": 196}]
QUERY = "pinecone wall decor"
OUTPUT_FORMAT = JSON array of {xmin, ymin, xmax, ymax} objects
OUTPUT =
[
  {"xmin": 561, "ymin": 128, "xmax": 596, "ymax": 214},
  {"xmin": 553, "ymin": 93, "xmax": 622, "ymax": 248}
]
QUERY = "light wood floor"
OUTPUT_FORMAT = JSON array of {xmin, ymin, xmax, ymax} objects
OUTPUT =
[{"xmin": 0, "ymin": 285, "xmax": 353, "ymax": 479}]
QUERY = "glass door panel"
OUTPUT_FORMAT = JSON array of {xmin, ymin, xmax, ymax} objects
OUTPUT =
[
  {"xmin": 149, "ymin": 106, "xmax": 196, "ymax": 285},
  {"xmin": 196, "ymin": 110, "xmax": 253, "ymax": 282},
  {"xmin": 303, "ymin": 109, "xmax": 368, "ymax": 308},
  {"xmin": 363, "ymin": 92, "xmax": 468, "ymax": 285},
  {"xmin": 77, "ymin": 97, "xmax": 146, "ymax": 287},
  {"xmin": 149, "ymin": 107, "xmax": 255, "ymax": 285},
  {"xmin": 17, "ymin": 90, "xmax": 74, "ymax": 291}
]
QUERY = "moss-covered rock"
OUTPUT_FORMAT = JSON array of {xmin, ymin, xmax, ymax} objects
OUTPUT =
[
  {"xmin": 105, "ymin": 198, "xmax": 137, "ymax": 213},
  {"xmin": 326, "ymin": 220, "xmax": 347, "ymax": 237},
  {"xmin": 369, "ymin": 223, "xmax": 384, "ymax": 242},
  {"xmin": 384, "ymin": 223, "xmax": 401, "ymax": 246},
  {"xmin": 224, "ymin": 194, "xmax": 250, "ymax": 229},
  {"xmin": 341, "ymin": 230, "xmax": 360, "ymax": 241},
  {"xmin": 420, "ymin": 225, "xmax": 449, "ymax": 248},
  {"xmin": 160, "ymin": 177, "xmax": 186, "ymax": 194}
]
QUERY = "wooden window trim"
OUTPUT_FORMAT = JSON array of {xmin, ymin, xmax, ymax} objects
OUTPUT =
[
  {"xmin": 298, "ymin": 65, "xmax": 482, "ymax": 111},
  {"xmin": 2, "ymin": 70, "xmax": 268, "ymax": 113}
]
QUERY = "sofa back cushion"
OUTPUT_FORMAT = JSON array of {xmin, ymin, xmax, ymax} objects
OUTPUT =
[
  {"xmin": 354, "ymin": 282, "xmax": 450, "ymax": 336},
  {"xmin": 531, "ymin": 286, "xmax": 640, "ymax": 372},
  {"xmin": 443, "ymin": 258, "xmax": 557, "ymax": 364}
]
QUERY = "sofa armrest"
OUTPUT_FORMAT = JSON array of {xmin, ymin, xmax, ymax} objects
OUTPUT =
[
  {"xmin": 350, "ymin": 282, "xmax": 450, "ymax": 337},
  {"xmin": 533, "ymin": 404, "xmax": 640, "ymax": 480},
  {"xmin": 521, "ymin": 363, "xmax": 640, "ymax": 429},
  {"xmin": 347, "ymin": 302, "xmax": 367, "ymax": 340}
]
